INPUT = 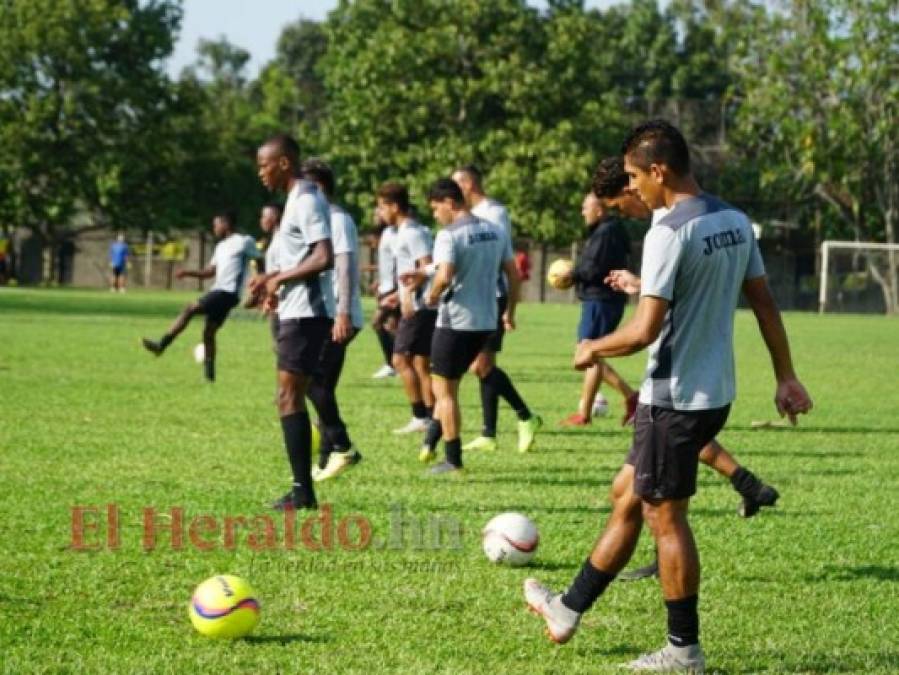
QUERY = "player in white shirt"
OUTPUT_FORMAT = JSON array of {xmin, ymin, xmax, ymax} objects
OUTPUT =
[
  {"xmin": 141, "ymin": 211, "xmax": 260, "ymax": 382},
  {"xmin": 369, "ymin": 217, "xmax": 400, "ymax": 378},
  {"xmin": 251, "ymin": 134, "xmax": 335, "ymax": 512},
  {"xmin": 300, "ymin": 159, "xmax": 364, "ymax": 482},
  {"xmin": 451, "ymin": 166, "xmax": 541, "ymax": 452}
]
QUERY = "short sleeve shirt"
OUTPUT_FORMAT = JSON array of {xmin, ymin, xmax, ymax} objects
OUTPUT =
[
  {"xmin": 210, "ymin": 233, "xmax": 260, "ymax": 296},
  {"xmin": 394, "ymin": 219, "xmax": 434, "ymax": 312},
  {"xmin": 328, "ymin": 204, "xmax": 365, "ymax": 329},
  {"xmin": 377, "ymin": 225, "xmax": 398, "ymax": 295},
  {"xmin": 472, "ymin": 197, "xmax": 512, "ymax": 299}
]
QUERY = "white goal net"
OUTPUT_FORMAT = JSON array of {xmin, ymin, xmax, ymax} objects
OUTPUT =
[{"xmin": 819, "ymin": 241, "xmax": 899, "ymax": 314}]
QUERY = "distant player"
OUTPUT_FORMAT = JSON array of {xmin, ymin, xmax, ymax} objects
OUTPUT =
[
  {"xmin": 369, "ymin": 215, "xmax": 400, "ymax": 379},
  {"xmin": 109, "ymin": 233, "xmax": 130, "ymax": 293},
  {"xmin": 410, "ymin": 178, "xmax": 518, "ymax": 474},
  {"xmin": 252, "ymin": 133, "xmax": 335, "ymax": 511},
  {"xmin": 523, "ymin": 121, "xmax": 812, "ymax": 672},
  {"xmin": 376, "ymin": 182, "xmax": 437, "ymax": 435},
  {"xmin": 451, "ymin": 165, "xmax": 541, "ymax": 453},
  {"xmin": 300, "ymin": 158, "xmax": 364, "ymax": 481},
  {"xmin": 141, "ymin": 211, "xmax": 260, "ymax": 382}
]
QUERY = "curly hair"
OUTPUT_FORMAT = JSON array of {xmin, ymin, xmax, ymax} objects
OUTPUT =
[{"xmin": 591, "ymin": 156, "xmax": 629, "ymax": 199}]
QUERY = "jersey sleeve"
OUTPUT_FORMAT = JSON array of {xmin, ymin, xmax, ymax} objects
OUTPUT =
[
  {"xmin": 639, "ymin": 226, "xmax": 683, "ymax": 301},
  {"xmin": 244, "ymin": 236, "xmax": 262, "ymax": 259},
  {"xmin": 407, "ymin": 227, "xmax": 433, "ymax": 263},
  {"xmin": 330, "ymin": 212, "xmax": 353, "ymax": 256},
  {"xmin": 744, "ymin": 227, "xmax": 766, "ymax": 280},
  {"xmin": 502, "ymin": 229, "xmax": 514, "ymax": 263},
  {"xmin": 299, "ymin": 193, "xmax": 331, "ymax": 245},
  {"xmin": 432, "ymin": 230, "xmax": 455, "ymax": 266}
]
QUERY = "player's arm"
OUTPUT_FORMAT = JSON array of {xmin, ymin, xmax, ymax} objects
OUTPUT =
[
  {"xmin": 426, "ymin": 261, "xmax": 453, "ymax": 306},
  {"xmin": 176, "ymin": 264, "xmax": 215, "ymax": 280},
  {"xmin": 264, "ymin": 239, "xmax": 334, "ymax": 297},
  {"xmin": 332, "ymin": 251, "xmax": 353, "ymax": 343},
  {"xmin": 574, "ymin": 295, "xmax": 668, "ymax": 369},
  {"xmin": 742, "ymin": 275, "xmax": 813, "ymax": 424},
  {"xmin": 605, "ymin": 269, "xmax": 641, "ymax": 295},
  {"xmin": 502, "ymin": 259, "xmax": 520, "ymax": 330}
]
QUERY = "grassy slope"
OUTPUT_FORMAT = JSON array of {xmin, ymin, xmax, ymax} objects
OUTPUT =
[{"xmin": 0, "ymin": 288, "xmax": 897, "ymax": 673}]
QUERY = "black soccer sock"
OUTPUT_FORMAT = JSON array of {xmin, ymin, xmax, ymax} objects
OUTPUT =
[
  {"xmin": 376, "ymin": 328, "xmax": 394, "ymax": 366},
  {"xmin": 307, "ymin": 381, "xmax": 351, "ymax": 451},
  {"xmin": 561, "ymin": 558, "xmax": 616, "ymax": 613},
  {"xmin": 444, "ymin": 438, "xmax": 462, "ymax": 467},
  {"xmin": 411, "ymin": 400, "xmax": 427, "ymax": 419},
  {"xmin": 425, "ymin": 405, "xmax": 434, "ymax": 419},
  {"xmin": 280, "ymin": 411, "xmax": 315, "ymax": 503},
  {"xmin": 666, "ymin": 595, "xmax": 699, "ymax": 647},
  {"xmin": 730, "ymin": 466, "xmax": 763, "ymax": 499},
  {"xmin": 424, "ymin": 418, "xmax": 443, "ymax": 451},
  {"xmin": 203, "ymin": 358, "xmax": 215, "ymax": 382},
  {"xmin": 159, "ymin": 334, "xmax": 173, "ymax": 350},
  {"xmin": 486, "ymin": 367, "xmax": 531, "ymax": 420},
  {"xmin": 478, "ymin": 374, "xmax": 499, "ymax": 437}
]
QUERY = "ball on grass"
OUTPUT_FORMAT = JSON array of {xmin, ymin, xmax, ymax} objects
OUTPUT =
[{"xmin": 188, "ymin": 575, "xmax": 260, "ymax": 639}]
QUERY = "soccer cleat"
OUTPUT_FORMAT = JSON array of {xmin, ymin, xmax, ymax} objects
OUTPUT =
[
  {"xmin": 313, "ymin": 449, "xmax": 362, "ymax": 482},
  {"xmin": 618, "ymin": 558, "xmax": 660, "ymax": 582},
  {"xmin": 428, "ymin": 460, "xmax": 463, "ymax": 476},
  {"xmin": 371, "ymin": 364, "xmax": 397, "ymax": 379},
  {"xmin": 523, "ymin": 578, "xmax": 581, "ymax": 644},
  {"xmin": 418, "ymin": 445, "xmax": 437, "ymax": 463},
  {"xmin": 393, "ymin": 417, "xmax": 430, "ymax": 434},
  {"xmin": 622, "ymin": 392, "xmax": 639, "ymax": 427},
  {"xmin": 624, "ymin": 642, "xmax": 705, "ymax": 673},
  {"xmin": 270, "ymin": 489, "xmax": 318, "ymax": 512},
  {"xmin": 739, "ymin": 483, "xmax": 780, "ymax": 518},
  {"xmin": 141, "ymin": 337, "xmax": 164, "ymax": 356},
  {"xmin": 559, "ymin": 412, "xmax": 591, "ymax": 427},
  {"xmin": 517, "ymin": 415, "xmax": 543, "ymax": 452},
  {"xmin": 462, "ymin": 436, "xmax": 498, "ymax": 452}
]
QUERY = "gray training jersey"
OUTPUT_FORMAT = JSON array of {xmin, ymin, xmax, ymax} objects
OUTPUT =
[
  {"xmin": 276, "ymin": 179, "xmax": 335, "ymax": 321},
  {"xmin": 377, "ymin": 225, "xmax": 398, "ymax": 295},
  {"xmin": 471, "ymin": 197, "xmax": 512, "ymax": 299},
  {"xmin": 432, "ymin": 214, "xmax": 513, "ymax": 331},
  {"xmin": 328, "ymin": 204, "xmax": 365, "ymax": 329},
  {"xmin": 394, "ymin": 219, "xmax": 434, "ymax": 312},
  {"xmin": 639, "ymin": 193, "xmax": 765, "ymax": 411},
  {"xmin": 210, "ymin": 233, "xmax": 261, "ymax": 297}
]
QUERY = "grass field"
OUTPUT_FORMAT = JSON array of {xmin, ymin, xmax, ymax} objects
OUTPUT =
[{"xmin": 1, "ymin": 287, "xmax": 897, "ymax": 673}]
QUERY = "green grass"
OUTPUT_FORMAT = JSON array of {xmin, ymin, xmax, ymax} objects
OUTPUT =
[{"xmin": 1, "ymin": 287, "xmax": 897, "ymax": 673}]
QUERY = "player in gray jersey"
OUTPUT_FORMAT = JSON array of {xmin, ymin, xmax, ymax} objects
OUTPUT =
[
  {"xmin": 407, "ymin": 178, "xmax": 518, "ymax": 475},
  {"xmin": 252, "ymin": 134, "xmax": 335, "ymax": 512},
  {"xmin": 300, "ymin": 159, "xmax": 364, "ymax": 482},
  {"xmin": 369, "ymin": 216, "xmax": 400, "ymax": 378},
  {"xmin": 376, "ymin": 182, "xmax": 437, "ymax": 435},
  {"xmin": 524, "ymin": 121, "xmax": 812, "ymax": 673},
  {"xmin": 452, "ymin": 166, "xmax": 541, "ymax": 453},
  {"xmin": 141, "ymin": 210, "xmax": 260, "ymax": 382}
]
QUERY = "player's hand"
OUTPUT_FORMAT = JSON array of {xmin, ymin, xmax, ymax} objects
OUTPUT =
[
  {"xmin": 502, "ymin": 311, "xmax": 515, "ymax": 331},
  {"xmin": 399, "ymin": 271, "xmax": 424, "ymax": 288},
  {"xmin": 605, "ymin": 269, "xmax": 641, "ymax": 295},
  {"xmin": 774, "ymin": 378, "xmax": 813, "ymax": 425},
  {"xmin": 175, "ymin": 269, "xmax": 188, "ymax": 280},
  {"xmin": 382, "ymin": 292, "xmax": 399, "ymax": 309},
  {"xmin": 265, "ymin": 275, "xmax": 281, "ymax": 297},
  {"xmin": 262, "ymin": 293, "xmax": 278, "ymax": 314},
  {"xmin": 573, "ymin": 341, "xmax": 597, "ymax": 371},
  {"xmin": 248, "ymin": 274, "xmax": 266, "ymax": 294},
  {"xmin": 332, "ymin": 314, "xmax": 352, "ymax": 344}
]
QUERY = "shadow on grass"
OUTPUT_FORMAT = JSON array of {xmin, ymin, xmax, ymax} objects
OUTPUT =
[
  {"xmin": 244, "ymin": 633, "xmax": 326, "ymax": 645},
  {"xmin": 805, "ymin": 564, "xmax": 899, "ymax": 583},
  {"xmin": 732, "ymin": 649, "xmax": 899, "ymax": 673},
  {"xmin": 730, "ymin": 424, "xmax": 899, "ymax": 435}
]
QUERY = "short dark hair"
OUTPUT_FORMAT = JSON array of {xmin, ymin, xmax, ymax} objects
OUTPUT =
[
  {"xmin": 454, "ymin": 164, "xmax": 483, "ymax": 188},
  {"xmin": 214, "ymin": 210, "xmax": 237, "ymax": 228},
  {"xmin": 428, "ymin": 178, "xmax": 465, "ymax": 206},
  {"xmin": 263, "ymin": 133, "xmax": 300, "ymax": 167},
  {"xmin": 300, "ymin": 158, "xmax": 335, "ymax": 197},
  {"xmin": 376, "ymin": 182, "xmax": 410, "ymax": 213},
  {"xmin": 621, "ymin": 119, "xmax": 690, "ymax": 176},
  {"xmin": 591, "ymin": 156, "xmax": 629, "ymax": 199},
  {"xmin": 263, "ymin": 203, "xmax": 283, "ymax": 216}
]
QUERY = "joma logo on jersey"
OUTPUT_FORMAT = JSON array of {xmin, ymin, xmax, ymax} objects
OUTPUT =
[
  {"xmin": 702, "ymin": 229, "xmax": 746, "ymax": 255},
  {"xmin": 467, "ymin": 231, "xmax": 498, "ymax": 245}
]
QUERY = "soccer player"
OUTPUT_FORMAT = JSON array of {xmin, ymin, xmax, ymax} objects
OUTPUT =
[
  {"xmin": 451, "ymin": 165, "xmax": 541, "ymax": 453},
  {"xmin": 109, "ymin": 233, "xmax": 130, "ymax": 293},
  {"xmin": 523, "ymin": 121, "xmax": 812, "ymax": 672},
  {"xmin": 141, "ymin": 211, "xmax": 260, "ymax": 382},
  {"xmin": 252, "ymin": 133, "xmax": 335, "ymax": 511},
  {"xmin": 369, "ymin": 215, "xmax": 400, "ymax": 379},
  {"xmin": 300, "ymin": 158, "xmax": 364, "ymax": 481},
  {"xmin": 412, "ymin": 178, "xmax": 518, "ymax": 475},
  {"xmin": 558, "ymin": 159, "xmax": 642, "ymax": 427},
  {"xmin": 376, "ymin": 182, "xmax": 437, "ymax": 435}
]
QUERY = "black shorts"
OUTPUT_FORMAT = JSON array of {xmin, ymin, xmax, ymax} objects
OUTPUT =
[
  {"xmin": 197, "ymin": 290, "xmax": 240, "ymax": 326},
  {"xmin": 626, "ymin": 403, "xmax": 731, "ymax": 500},
  {"xmin": 112, "ymin": 265, "xmax": 126, "ymax": 277},
  {"xmin": 316, "ymin": 328, "xmax": 359, "ymax": 389},
  {"xmin": 276, "ymin": 317, "xmax": 333, "ymax": 376},
  {"xmin": 430, "ymin": 328, "xmax": 492, "ymax": 380},
  {"xmin": 483, "ymin": 296, "xmax": 507, "ymax": 353},
  {"xmin": 394, "ymin": 309, "xmax": 437, "ymax": 357}
]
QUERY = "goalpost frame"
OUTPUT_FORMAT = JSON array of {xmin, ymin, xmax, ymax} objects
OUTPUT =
[{"xmin": 819, "ymin": 240, "xmax": 899, "ymax": 313}]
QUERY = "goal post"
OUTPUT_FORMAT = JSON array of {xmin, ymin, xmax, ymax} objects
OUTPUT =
[{"xmin": 819, "ymin": 240, "xmax": 899, "ymax": 314}]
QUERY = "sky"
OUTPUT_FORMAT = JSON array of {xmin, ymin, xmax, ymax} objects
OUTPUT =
[{"xmin": 166, "ymin": 0, "xmax": 623, "ymax": 79}]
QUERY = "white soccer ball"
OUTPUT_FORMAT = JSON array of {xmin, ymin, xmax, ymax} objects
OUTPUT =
[
  {"xmin": 482, "ymin": 512, "xmax": 539, "ymax": 566},
  {"xmin": 193, "ymin": 343, "xmax": 205, "ymax": 363},
  {"xmin": 592, "ymin": 394, "xmax": 609, "ymax": 418}
]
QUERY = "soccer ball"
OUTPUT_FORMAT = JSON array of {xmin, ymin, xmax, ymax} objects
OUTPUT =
[
  {"xmin": 546, "ymin": 258, "xmax": 574, "ymax": 290},
  {"xmin": 189, "ymin": 574, "xmax": 260, "ymax": 638},
  {"xmin": 482, "ymin": 512, "xmax": 539, "ymax": 566},
  {"xmin": 193, "ymin": 343, "xmax": 205, "ymax": 363}
]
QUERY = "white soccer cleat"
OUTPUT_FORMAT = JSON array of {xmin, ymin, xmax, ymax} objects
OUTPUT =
[
  {"xmin": 313, "ymin": 449, "xmax": 361, "ymax": 482},
  {"xmin": 371, "ymin": 365, "xmax": 397, "ymax": 379},
  {"xmin": 592, "ymin": 394, "xmax": 609, "ymax": 418},
  {"xmin": 523, "ymin": 578, "xmax": 581, "ymax": 644},
  {"xmin": 393, "ymin": 417, "xmax": 430, "ymax": 434},
  {"xmin": 624, "ymin": 643, "xmax": 706, "ymax": 673}
]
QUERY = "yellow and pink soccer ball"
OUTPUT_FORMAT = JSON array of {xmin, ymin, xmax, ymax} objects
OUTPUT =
[{"xmin": 188, "ymin": 574, "xmax": 260, "ymax": 638}]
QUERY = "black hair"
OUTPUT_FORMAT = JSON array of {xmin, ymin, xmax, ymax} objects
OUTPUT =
[
  {"xmin": 621, "ymin": 119, "xmax": 690, "ymax": 176},
  {"xmin": 376, "ymin": 182, "xmax": 410, "ymax": 214},
  {"xmin": 427, "ymin": 178, "xmax": 465, "ymax": 206},
  {"xmin": 591, "ymin": 156, "xmax": 629, "ymax": 199},
  {"xmin": 454, "ymin": 164, "xmax": 483, "ymax": 188},
  {"xmin": 300, "ymin": 157, "xmax": 335, "ymax": 197},
  {"xmin": 214, "ymin": 210, "xmax": 237, "ymax": 228},
  {"xmin": 262, "ymin": 133, "xmax": 301, "ymax": 167}
]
